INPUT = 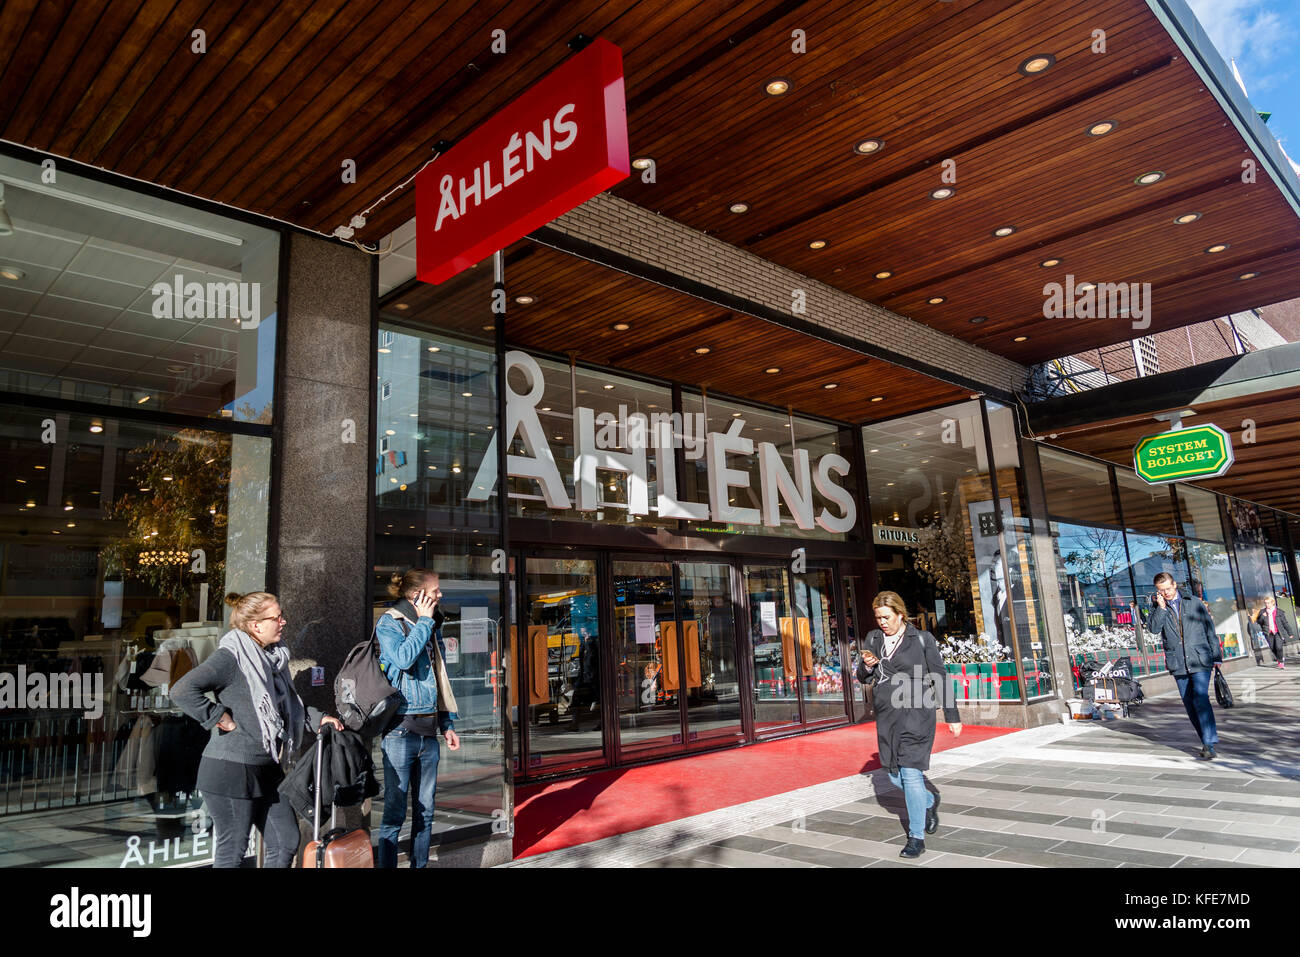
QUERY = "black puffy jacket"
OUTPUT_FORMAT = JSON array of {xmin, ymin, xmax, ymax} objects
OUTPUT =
[{"xmin": 279, "ymin": 727, "xmax": 379, "ymax": 826}]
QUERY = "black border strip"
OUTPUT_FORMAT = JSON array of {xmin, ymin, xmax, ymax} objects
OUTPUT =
[{"xmin": 0, "ymin": 388, "xmax": 273, "ymax": 437}]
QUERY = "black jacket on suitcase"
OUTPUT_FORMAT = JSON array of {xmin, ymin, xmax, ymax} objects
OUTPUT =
[{"xmin": 279, "ymin": 727, "xmax": 378, "ymax": 826}]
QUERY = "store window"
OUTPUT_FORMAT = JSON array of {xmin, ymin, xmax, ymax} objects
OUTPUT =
[
  {"xmin": 864, "ymin": 400, "xmax": 1053, "ymax": 703},
  {"xmin": 371, "ymin": 318, "xmax": 507, "ymax": 840}
]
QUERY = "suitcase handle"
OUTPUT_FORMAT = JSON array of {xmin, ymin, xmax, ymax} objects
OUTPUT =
[{"xmin": 313, "ymin": 725, "xmax": 337, "ymax": 869}]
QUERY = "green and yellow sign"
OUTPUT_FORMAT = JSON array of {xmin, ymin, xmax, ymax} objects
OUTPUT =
[{"xmin": 1133, "ymin": 424, "xmax": 1234, "ymax": 485}]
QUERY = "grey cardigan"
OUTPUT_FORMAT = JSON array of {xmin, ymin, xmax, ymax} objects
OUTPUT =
[{"xmin": 172, "ymin": 647, "xmax": 323, "ymax": 768}]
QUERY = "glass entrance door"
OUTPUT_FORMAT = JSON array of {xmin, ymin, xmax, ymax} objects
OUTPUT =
[
  {"xmin": 612, "ymin": 560, "xmax": 682, "ymax": 758},
  {"xmin": 519, "ymin": 557, "xmax": 605, "ymax": 774},
  {"xmin": 676, "ymin": 562, "xmax": 744, "ymax": 747},
  {"xmin": 792, "ymin": 567, "xmax": 848, "ymax": 726}
]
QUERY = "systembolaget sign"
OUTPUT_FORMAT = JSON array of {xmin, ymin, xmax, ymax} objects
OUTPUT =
[
  {"xmin": 466, "ymin": 352, "xmax": 857, "ymax": 533},
  {"xmin": 1133, "ymin": 424, "xmax": 1234, "ymax": 485},
  {"xmin": 415, "ymin": 38, "xmax": 629, "ymax": 284}
]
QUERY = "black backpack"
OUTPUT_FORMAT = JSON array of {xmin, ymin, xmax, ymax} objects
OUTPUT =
[{"xmin": 334, "ymin": 620, "xmax": 405, "ymax": 738}]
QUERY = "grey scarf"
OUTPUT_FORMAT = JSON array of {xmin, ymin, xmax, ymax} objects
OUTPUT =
[{"xmin": 219, "ymin": 629, "xmax": 305, "ymax": 761}]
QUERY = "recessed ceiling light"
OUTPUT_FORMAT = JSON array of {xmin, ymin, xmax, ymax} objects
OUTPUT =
[
  {"xmin": 385, "ymin": 429, "xmax": 395, "ymax": 435},
  {"xmin": 540, "ymin": 406, "xmax": 551, "ymax": 412},
  {"xmin": 1076, "ymin": 282, "xmax": 1096, "ymax": 293},
  {"xmin": 869, "ymin": 448, "xmax": 879, "ymax": 453},
  {"xmin": 764, "ymin": 78, "xmax": 792, "ymax": 96},
  {"xmin": 428, "ymin": 346, "xmax": 440, "ymax": 352},
  {"xmin": 462, "ymin": 391, "xmax": 473, "ymax": 397},
  {"xmin": 969, "ymin": 315, "xmax": 988, "ymax": 324},
  {"xmin": 451, "ymin": 466, "xmax": 461, "ymax": 474},
  {"xmin": 927, "ymin": 296, "xmax": 946, "ymax": 305},
  {"xmin": 808, "ymin": 240, "xmax": 827, "ymax": 250},
  {"xmin": 89, "ymin": 423, "xmax": 103, "ymax": 433},
  {"xmin": 632, "ymin": 157, "xmax": 654, "ymax": 170},
  {"xmin": 554, "ymin": 435, "xmax": 563, "ymax": 440},
  {"xmin": 1086, "ymin": 120, "xmax": 1119, "ymax": 137},
  {"xmin": 63, "ymin": 504, "xmax": 73, "ymax": 511},
  {"xmin": 1237, "ymin": 271, "xmax": 1259, "ymax": 280},
  {"xmin": 481, "ymin": 323, "xmax": 494, "ymax": 331},
  {"xmin": 611, "ymin": 322, "xmax": 630, "ymax": 331},
  {"xmin": 1135, "ymin": 170, "xmax": 1165, "ymax": 185},
  {"xmin": 929, "ymin": 187, "xmax": 954, "ymax": 200},
  {"xmin": 1174, "ymin": 212, "xmax": 1201, "ymax": 225},
  {"xmin": 875, "ymin": 270, "xmax": 893, "ymax": 279},
  {"xmin": 378, "ymin": 347, "xmax": 391, "ymax": 354},
  {"xmin": 853, "ymin": 138, "xmax": 883, "ymax": 155},
  {"xmin": 515, "ymin": 295, "xmax": 535, "ymax": 305},
  {"xmin": 870, "ymin": 396, "xmax": 885, "ymax": 402},
  {"xmin": 992, "ymin": 226, "xmax": 1016, "ymax": 237},
  {"xmin": 1013, "ymin": 335, "xmax": 1029, "ymax": 342},
  {"xmin": 824, "ymin": 382, "xmax": 838, "ymax": 389},
  {"xmin": 162, "ymin": 476, "xmax": 173, "ymax": 482},
  {"xmin": 694, "ymin": 346, "xmax": 711, "ymax": 354},
  {"xmin": 729, "ymin": 202, "xmax": 749, "ymax": 214},
  {"xmin": 1018, "ymin": 54, "xmax": 1056, "ymax": 75},
  {"xmin": 394, "ymin": 303, "xmax": 409, "ymax": 310},
  {"xmin": 137, "ymin": 395, "xmax": 150, "ymax": 404},
  {"xmin": 165, "ymin": 364, "xmax": 187, "ymax": 373},
  {"xmin": 603, "ymin": 383, "xmax": 615, "ymax": 390},
  {"xmin": 765, "ymin": 367, "xmax": 781, "ymax": 374},
  {"xmin": 0, "ymin": 265, "xmax": 27, "ymax": 281},
  {"xmin": 409, "ymin": 412, "xmax": 418, "ymax": 417},
  {"xmin": 732, "ymin": 412, "xmax": 742, "ymax": 417},
  {"xmin": 1204, "ymin": 243, "xmax": 1228, "ymax": 254},
  {"xmin": 1039, "ymin": 258, "xmax": 1062, "ymax": 269}
]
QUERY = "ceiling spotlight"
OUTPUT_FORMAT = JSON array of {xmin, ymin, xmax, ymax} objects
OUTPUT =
[
  {"xmin": 1237, "ymin": 271, "xmax": 1258, "ymax": 280},
  {"xmin": 385, "ymin": 429, "xmax": 395, "ymax": 435},
  {"xmin": 854, "ymin": 138, "xmax": 883, "ymax": 155},
  {"xmin": 930, "ymin": 187, "xmax": 954, "ymax": 200},
  {"xmin": 808, "ymin": 240, "xmax": 827, "ymax": 250},
  {"xmin": 378, "ymin": 347, "xmax": 391, "ymax": 354},
  {"xmin": 0, "ymin": 265, "xmax": 25, "ymax": 281},
  {"xmin": 729, "ymin": 202, "xmax": 749, "ymax": 214},
  {"xmin": 1086, "ymin": 120, "xmax": 1118, "ymax": 137},
  {"xmin": 1135, "ymin": 170, "xmax": 1165, "ymax": 185},
  {"xmin": 1204, "ymin": 243, "xmax": 1228, "ymax": 254},
  {"xmin": 823, "ymin": 382, "xmax": 838, "ymax": 389},
  {"xmin": 515, "ymin": 295, "xmax": 535, "ymax": 305},
  {"xmin": 89, "ymin": 423, "xmax": 103, "ymax": 433},
  {"xmin": 603, "ymin": 383, "xmax": 615, "ymax": 390},
  {"xmin": 451, "ymin": 466, "xmax": 462, "ymax": 474},
  {"xmin": 632, "ymin": 157, "xmax": 654, "ymax": 170},
  {"xmin": 870, "ymin": 396, "xmax": 885, "ymax": 402},
  {"xmin": 765, "ymin": 367, "xmax": 781, "ymax": 374},
  {"xmin": 137, "ymin": 395, "xmax": 151, "ymax": 404},
  {"xmin": 461, "ymin": 391, "xmax": 473, "ymax": 397},
  {"xmin": 927, "ymin": 296, "xmax": 946, "ymax": 305},
  {"xmin": 1018, "ymin": 54, "xmax": 1056, "ymax": 76},
  {"xmin": 969, "ymin": 315, "xmax": 988, "ymax": 324},
  {"xmin": 1174, "ymin": 212, "xmax": 1202, "ymax": 225},
  {"xmin": 1076, "ymin": 282, "xmax": 1096, "ymax": 293},
  {"xmin": 875, "ymin": 270, "xmax": 893, "ymax": 279},
  {"xmin": 1039, "ymin": 258, "xmax": 1062, "ymax": 268},
  {"xmin": 694, "ymin": 346, "xmax": 711, "ymax": 354},
  {"xmin": 992, "ymin": 226, "xmax": 1016, "ymax": 237},
  {"xmin": 611, "ymin": 322, "xmax": 630, "ymax": 331},
  {"xmin": 393, "ymin": 303, "xmax": 410, "ymax": 310},
  {"xmin": 428, "ymin": 346, "xmax": 440, "ymax": 352},
  {"xmin": 764, "ymin": 78, "xmax": 792, "ymax": 96},
  {"xmin": 1013, "ymin": 335, "xmax": 1029, "ymax": 342}
]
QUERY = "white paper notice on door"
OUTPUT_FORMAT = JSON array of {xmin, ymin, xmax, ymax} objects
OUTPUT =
[
  {"xmin": 634, "ymin": 604, "xmax": 657, "ymax": 644},
  {"xmin": 461, "ymin": 607, "xmax": 490, "ymax": 653},
  {"xmin": 760, "ymin": 601, "xmax": 778, "ymax": 637}
]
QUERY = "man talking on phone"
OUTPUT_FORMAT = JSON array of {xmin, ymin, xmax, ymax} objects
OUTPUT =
[
  {"xmin": 375, "ymin": 568, "xmax": 461, "ymax": 867},
  {"xmin": 1146, "ymin": 572, "xmax": 1221, "ymax": 759}
]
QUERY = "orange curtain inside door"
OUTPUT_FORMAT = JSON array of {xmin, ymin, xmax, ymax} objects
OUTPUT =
[
  {"xmin": 509, "ymin": 626, "xmax": 552, "ymax": 706},
  {"xmin": 797, "ymin": 618, "xmax": 813, "ymax": 673},
  {"xmin": 779, "ymin": 617, "xmax": 796, "ymax": 679},
  {"xmin": 660, "ymin": 622, "xmax": 680, "ymax": 691},
  {"xmin": 683, "ymin": 620, "xmax": 702, "ymax": 689}
]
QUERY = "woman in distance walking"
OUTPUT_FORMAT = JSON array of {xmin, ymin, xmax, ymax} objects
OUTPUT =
[{"xmin": 856, "ymin": 591, "xmax": 962, "ymax": 859}]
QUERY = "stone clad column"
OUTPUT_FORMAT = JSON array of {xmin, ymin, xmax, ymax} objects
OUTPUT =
[{"xmin": 273, "ymin": 232, "xmax": 375, "ymax": 715}]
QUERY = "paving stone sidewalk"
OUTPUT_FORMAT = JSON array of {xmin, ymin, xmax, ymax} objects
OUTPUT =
[{"xmin": 507, "ymin": 662, "xmax": 1300, "ymax": 868}]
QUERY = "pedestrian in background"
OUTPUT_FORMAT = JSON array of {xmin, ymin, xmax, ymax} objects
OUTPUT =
[
  {"xmin": 856, "ymin": 591, "xmax": 961, "ymax": 859},
  {"xmin": 172, "ymin": 592, "xmax": 343, "ymax": 867},
  {"xmin": 1255, "ymin": 596, "xmax": 1294, "ymax": 669},
  {"xmin": 1146, "ymin": 573, "xmax": 1221, "ymax": 759}
]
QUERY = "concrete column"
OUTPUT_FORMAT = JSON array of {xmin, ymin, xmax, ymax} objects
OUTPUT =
[{"xmin": 273, "ymin": 232, "xmax": 375, "ymax": 714}]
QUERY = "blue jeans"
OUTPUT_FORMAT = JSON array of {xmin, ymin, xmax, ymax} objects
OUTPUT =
[
  {"xmin": 887, "ymin": 767, "xmax": 934, "ymax": 840},
  {"xmin": 1175, "ymin": 670, "xmax": 1218, "ymax": 748},
  {"xmin": 378, "ymin": 728, "xmax": 441, "ymax": 868}
]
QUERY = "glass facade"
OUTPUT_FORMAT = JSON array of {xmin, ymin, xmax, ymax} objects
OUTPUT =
[{"xmin": 0, "ymin": 156, "xmax": 277, "ymax": 868}]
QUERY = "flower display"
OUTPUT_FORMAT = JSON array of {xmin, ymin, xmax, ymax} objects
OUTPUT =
[{"xmin": 938, "ymin": 633, "xmax": 1011, "ymax": 663}]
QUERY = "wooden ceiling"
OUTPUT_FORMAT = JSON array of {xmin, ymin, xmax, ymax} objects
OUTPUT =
[
  {"xmin": 3, "ymin": 0, "xmax": 1297, "ymax": 370},
  {"xmin": 385, "ymin": 242, "xmax": 972, "ymax": 424},
  {"xmin": 1035, "ymin": 387, "xmax": 1300, "ymax": 515}
]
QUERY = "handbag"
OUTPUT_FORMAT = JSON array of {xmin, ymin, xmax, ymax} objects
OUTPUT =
[{"xmin": 1212, "ymin": 666, "xmax": 1234, "ymax": 708}]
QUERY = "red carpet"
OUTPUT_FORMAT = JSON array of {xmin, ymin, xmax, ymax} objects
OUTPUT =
[{"xmin": 513, "ymin": 722, "xmax": 1015, "ymax": 858}]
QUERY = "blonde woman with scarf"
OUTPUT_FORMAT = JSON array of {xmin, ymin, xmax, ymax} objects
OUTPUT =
[{"xmin": 173, "ymin": 592, "xmax": 343, "ymax": 867}]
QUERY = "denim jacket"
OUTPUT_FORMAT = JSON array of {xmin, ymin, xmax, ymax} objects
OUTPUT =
[{"xmin": 375, "ymin": 605, "xmax": 458, "ymax": 732}]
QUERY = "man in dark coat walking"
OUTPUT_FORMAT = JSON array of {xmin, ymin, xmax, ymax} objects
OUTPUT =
[
  {"xmin": 1145, "ymin": 572, "xmax": 1221, "ymax": 759},
  {"xmin": 1255, "ymin": 596, "xmax": 1295, "ymax": 669}
]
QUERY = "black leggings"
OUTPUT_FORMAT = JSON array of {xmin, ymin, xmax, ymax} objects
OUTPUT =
[
  {"xmin": 205, "ymin": 791, "xmax": 300, "ymax": 868},
  {"xmin": 1268, "ymin": 632, "xmax": 1286, "ymax": 663}
]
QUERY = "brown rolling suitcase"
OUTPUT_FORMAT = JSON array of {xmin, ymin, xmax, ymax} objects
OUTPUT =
[{"xmin": 302, "ymin": 729, "xmax": 374, "ymax": 868}]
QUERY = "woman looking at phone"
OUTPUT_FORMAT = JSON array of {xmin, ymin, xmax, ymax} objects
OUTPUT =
[
  {"xmin": 374, "ymin": 568, "xmax": 461, "ymax": 868},
  {"xmin": 855, "ymin": 591, "xmax": 962, "ymax": 859}
]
